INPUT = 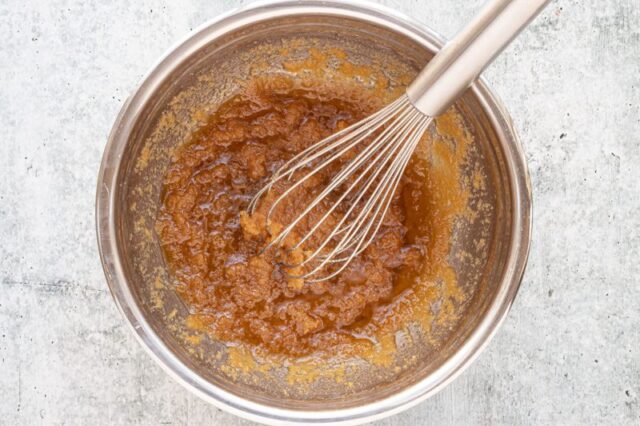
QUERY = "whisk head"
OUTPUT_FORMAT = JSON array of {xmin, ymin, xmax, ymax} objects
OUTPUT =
[{"xmin": 248, "ymin": 94, "xmax": 433, "ymax": 282}]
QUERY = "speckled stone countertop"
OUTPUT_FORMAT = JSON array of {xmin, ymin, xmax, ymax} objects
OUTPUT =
[{"xmin": 0, "ymin": 0, "xmax": 638, "ymax": 424}]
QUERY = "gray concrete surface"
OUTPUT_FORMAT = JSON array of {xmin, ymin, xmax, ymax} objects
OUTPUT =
[{"xmin": 1, "ymin": 0, "xmax": 638, "ymax": 424}]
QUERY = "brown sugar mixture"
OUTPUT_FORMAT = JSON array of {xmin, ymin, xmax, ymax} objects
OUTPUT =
[{"xmin": 155, "ymin": 75, "xmax": 468, "ymax": 359}]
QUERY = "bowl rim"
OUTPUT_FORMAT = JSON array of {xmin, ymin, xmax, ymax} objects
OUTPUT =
[{"xmin": 95, "ymin": 0, "xmax": 532, "ymax": 424}]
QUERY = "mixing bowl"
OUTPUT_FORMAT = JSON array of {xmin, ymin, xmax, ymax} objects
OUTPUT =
[{"xmin": 96, "ymin": 0, "xmax": 532, "ymax": 424}]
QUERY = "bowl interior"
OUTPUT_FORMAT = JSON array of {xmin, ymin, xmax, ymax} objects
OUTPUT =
[{"xmin": 109, "ymin": 8, "xmax": 515, "ymax": 412}]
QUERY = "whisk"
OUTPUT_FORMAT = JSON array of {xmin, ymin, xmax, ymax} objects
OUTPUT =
[{"xmin": 249, "ymin": 0, "xmax": 550, "ymax": 282}]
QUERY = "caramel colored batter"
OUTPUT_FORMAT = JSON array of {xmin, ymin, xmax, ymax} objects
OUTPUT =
[{"xmin": 156, "ymin": 73, "xmax": 470, "ymax": 360}]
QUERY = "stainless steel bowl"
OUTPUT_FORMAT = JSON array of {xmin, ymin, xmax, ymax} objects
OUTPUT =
[{"xmin": 96, "ymin": 1, "xmax": 532, "ymax": 424}]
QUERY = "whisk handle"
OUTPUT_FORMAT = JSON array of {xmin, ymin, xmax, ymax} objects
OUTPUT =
[{"xmin": 407, "ymin": 0, "xmax": 551, "ymax": 116}]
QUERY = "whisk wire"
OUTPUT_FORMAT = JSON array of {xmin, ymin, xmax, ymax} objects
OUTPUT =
[
  {"xmin": 289, "ymin": 107, "xmax": 425, "ymax": 272},
  {"xmin": 246, "ymin": 93, "xmax": 433, "ymax": 282},
  {"xmin": 301, "ymin": 118, "xmax": 432, "ymax": 282},
  {"xmin": 287, "ymin": 103, "xmax": 418, "ymax": 251},
  {"xmin": 299, "ymin": 110, "xmax": 424, "ymax": 262},
  {"xmin": 247, "ymin": 96, "xmax": 407, "ymax": 215},
  {"xmin": 260, "ymin": 96, "xmax": 414, "ymax": 252},
  {"xmin": 327, "ymin": 117, "xmax": 432, "ymax": 264}
]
